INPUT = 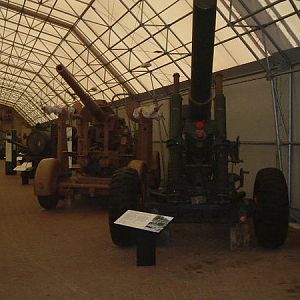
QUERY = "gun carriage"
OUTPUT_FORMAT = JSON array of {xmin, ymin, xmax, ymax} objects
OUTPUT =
[{"xmin": 108, "ymin": 0, "xmax": 289, "ymax": 249}]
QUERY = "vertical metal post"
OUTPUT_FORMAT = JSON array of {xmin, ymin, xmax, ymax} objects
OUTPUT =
[
  {"xmin": 288, "ymin": 67, "xmax": 293, "ymax": 206},
  {"xmin": 149, "ymin": 72, "xmax": 166, "ymax": 185},
  {"xmin": 156, "ymin": 111, "xmax": 166, "ymax": 186},
  {"xmin": 270, "ymin": 78, "xmax": 283, "ymax": 171}
]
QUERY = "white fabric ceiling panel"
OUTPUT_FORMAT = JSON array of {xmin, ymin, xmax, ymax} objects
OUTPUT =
[{"xmin": 0, "ymin": 0, "xmax": 298, "ymax": 125}]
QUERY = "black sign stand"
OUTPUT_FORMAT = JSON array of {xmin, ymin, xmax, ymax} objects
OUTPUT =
[
  {"xmin": 114, "ymin": 210, "xmax": 173, "ymax": 267},
  {"xmin": 136, "ymin": 230, "xmax": 157, "ymax": 266}
]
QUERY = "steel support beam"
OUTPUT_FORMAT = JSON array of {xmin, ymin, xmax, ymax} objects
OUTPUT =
[
  {"xmin": 270, "ymin": 78, "xmax": 283, "ymax": 170},
  {"xmin": 0, "ymin": 0, "xmax": 135, "ymax": 95},
  {"xmin": 233, "ymin": 0, "xmax": 292, "ymax": 65},
  {"xmin": 288, "ymin": 67, "xmax": 294, "ymax": 206},
  {"xmin": 0, "ymin": 59, "xmax": 66, "ymax": 105}
]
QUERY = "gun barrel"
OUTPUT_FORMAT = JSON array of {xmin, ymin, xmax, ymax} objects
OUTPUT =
[
  {"xmin": 6, "ymin": 138, "xmax": 27, "ymax": 150},
  {"xmin": 56, "ymin": 64, "xmax": 106, "ymax": 121},
  {"xmin": 189, "ymin": 0, "xmax": 217, "ymax": 120}
]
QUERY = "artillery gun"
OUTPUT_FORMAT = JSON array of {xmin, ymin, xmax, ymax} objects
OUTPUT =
[
  {"xmin": 34, "ymin": 65, "xmax": 161, "ymax": 210},
  {"xmin": 23, "ymin": 124, "xmax": 57, "ymax": 172},
  {"xmin": 5, "ymin": 125, "xmax": 57, "ymax": 183},
  {"xmin": 34, "ymin": 64, "xmax": 135, "ymax": 209},
  {"xmin": 108, "ymin": 0, "xmax": 289, "ymax": 249}
]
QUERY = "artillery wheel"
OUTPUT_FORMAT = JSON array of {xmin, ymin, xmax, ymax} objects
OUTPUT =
[
  {"xmin": 253, "ymin": 168, "xmax": 289, "ymax": 249},
  {"xmin": 109, "ymin": 167, "xmax": 140, "ymax": 247},
  {"xmin": 26, "ymin": 130, "xmax": 49, "ymax": 156},
  {"xmin": 38, "ymin": 195, "xmax": 59, "ymax": 210},
  {"xmin": 34, "ymin": 158, "xmax": 60, "ymax": 210}
]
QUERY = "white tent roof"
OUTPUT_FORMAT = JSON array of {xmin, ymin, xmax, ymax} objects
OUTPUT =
[{"xmin": 0, "ymin": 0, "xmax": 299, "ymax": 125}]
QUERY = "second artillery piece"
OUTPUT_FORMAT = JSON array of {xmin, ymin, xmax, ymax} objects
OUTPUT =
[
  {"xmin": 34, "ymin": 64, "xmax": 135, "ymax": 209},
  {"xmin": 35, "ymin": 65, "xmax": 161, "ymax": 209}
]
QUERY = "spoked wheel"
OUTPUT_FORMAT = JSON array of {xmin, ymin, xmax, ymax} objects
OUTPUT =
[
  {"xmin": 253, "ymin": 168, "xmax": 289, "ymax": 249},
  {"xmin": 38, "ymin": 195, "xmax": 59, "ymax": 210},
  {"xmin": 109, "ymin": 167, "xmax": 140, "ymax": 247}
]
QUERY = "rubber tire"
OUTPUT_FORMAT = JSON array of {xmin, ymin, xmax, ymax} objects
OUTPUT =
[
  {"xmin": 253, "ymin": 168, "xmax": 289, "ymax": 249},
  {"xmin": 109, "ymin": 167, "xmax": 140, "ymax": 247},
  {"xmin": 38, "ymin": 195, "xmax": 59, "ymax": 210},
  {"xmin": 26, "ymin": 130, "xmax": 49, "ymax": 156}
]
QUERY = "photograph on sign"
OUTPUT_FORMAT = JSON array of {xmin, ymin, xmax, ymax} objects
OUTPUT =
[{"xmin": 144, "ymin": 215, "xmax": 173, "ymax": 233}]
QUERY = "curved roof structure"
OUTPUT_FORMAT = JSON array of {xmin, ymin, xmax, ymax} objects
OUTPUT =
[{"xmin": 0, "ymin": 0, "xmax": 299, "ymax": 125}]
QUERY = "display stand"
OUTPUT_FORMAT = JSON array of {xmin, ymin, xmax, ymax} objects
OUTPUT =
[
  {"xmin": 115, "ymin": 210, "xmax": 173, "ymax": 266},
  {"xmin": 14, "ymin": 162, "xmax": 33, "ymax": 185},
  {"xmin": 136, "ymin": 230, "xmax": 156, "ymax": 266}
]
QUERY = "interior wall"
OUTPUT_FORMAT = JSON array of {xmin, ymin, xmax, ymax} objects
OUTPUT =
[
  {"xmin": 224, "ymin": 75, "xmax": 278, "ymax": 201},
  {"xmin": 291, "ymin": 70, "xmax": 300, "ymax": 209},
  {"xmin": 114, "ymin": 68, "xmax": 300, "ymax": 209},
  {"xmin": 214, "ymin": 70, "xmax": 298, "ymax": 209}
]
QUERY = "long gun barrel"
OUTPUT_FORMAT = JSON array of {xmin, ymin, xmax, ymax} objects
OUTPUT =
[
  {"xmin": 189, "ymin": 0, "xmax": 217, "ymax": 120},
  {"xmin": 5, "ymin": 138, "xmax": 27, "ymax": 150},
  {"xmin": 56, "ymin": 64, "xmax": 106, "ymax": 121}
]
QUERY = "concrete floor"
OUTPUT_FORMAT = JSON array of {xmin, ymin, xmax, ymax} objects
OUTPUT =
[{"xmin": 0, "ymin": 162, "xmax": 300, "ymax": 300}]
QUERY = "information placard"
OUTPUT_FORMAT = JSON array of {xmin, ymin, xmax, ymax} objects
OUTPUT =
[
  {"xmin": 115, "ymin": 210, "xmax": 173, "ymax": 233},
  {"xmin": 14, "ymin": 162, "xmax": 33, "ymax": 172}
]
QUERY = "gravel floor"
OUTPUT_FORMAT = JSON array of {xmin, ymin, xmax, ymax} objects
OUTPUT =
[{"xmin": 0, "ymin": 161, "xmax": 300, "ymax": 300}]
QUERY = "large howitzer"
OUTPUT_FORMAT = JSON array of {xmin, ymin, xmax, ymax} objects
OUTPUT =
[
  {"xmin": 109, "ymin": 0, "xmax": 289, "ymax": 249},
  {"xmin": 34, "ymin": 64, "xmax": 134, "ymax": 209}
]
